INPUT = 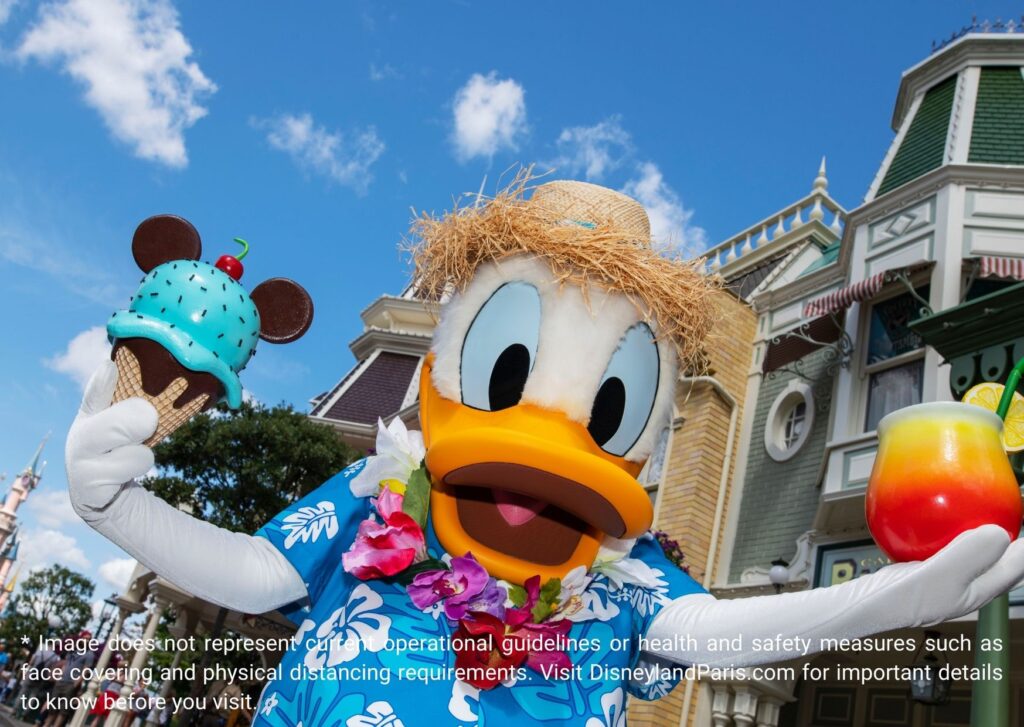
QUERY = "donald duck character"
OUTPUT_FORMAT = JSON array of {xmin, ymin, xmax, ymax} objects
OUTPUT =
[{"xmin": 66, "ymin": 178, "xmax": 1024, "ymax": 726}]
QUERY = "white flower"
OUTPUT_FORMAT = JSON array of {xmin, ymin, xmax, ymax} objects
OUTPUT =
[
  {"xmin": 592, "ymin": 555, "xmax": 664, "ymax": 591},
  {"xmin": 586, "ymin": 687, "xmax": 626, "ymax": 727},
  {"xmin": 346, "ymin": 701, "xmax": 405, "ymax": 727},
  {"xmin": 594, "ymin": 535, "xmax": 636, "ymax": 565},
  {"xmin": 281, "ymin": 501, "xmax": 339, "ymax": 549},
  {"xmin": 260, "ymin": 692, "xmax": 279, "ymax": 716},
  {"xmin": 303, "ymin": 584, "xmax": 391, "ymax": 670},
  {"xmin": 350, "ymin": 417, "xmax": 426, "ymax": 498},
  {"xmin": 448, "ymin": 680, "xmax": 480, "ymax": 722},
  {"xmin": 549, "ymin": 565, "xmax": 590, "ymax": 621},
  {"xmin": 553, "ymin": 567, "xmax": 620, "ymax": 623},
  {"xmin": 609, "ymin": 566, "xmax": 672, "ymax": 617}
]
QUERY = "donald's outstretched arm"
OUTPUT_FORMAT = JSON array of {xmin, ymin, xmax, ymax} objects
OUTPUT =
[
  {"xmin": 646, "ymin": 525, "xmax": 1024, "ymax": 667},
  {"xmin": 65, "ymin": 361, "xmax": 308, "ymax": 613}
]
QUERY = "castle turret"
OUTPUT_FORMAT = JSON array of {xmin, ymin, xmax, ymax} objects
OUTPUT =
[
  {"xmin": 0, "ymin": 530, "xmax": 21, "ymax": 590},
  {"xmin": 0, "ymin": 436, "xmax": 48, "ymax": 548},
  {"xmin": 0, "ymin": 565, "xmax": 23, "ymax": 613}
]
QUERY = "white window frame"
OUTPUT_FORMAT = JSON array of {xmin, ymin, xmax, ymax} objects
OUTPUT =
[
  {"xmin": 857, "ymin": 278, "xmax": 930, "ymax": 433},
  {"xmin": 765, "ymin": 381, "xmax": 815, "ymax": 462}
]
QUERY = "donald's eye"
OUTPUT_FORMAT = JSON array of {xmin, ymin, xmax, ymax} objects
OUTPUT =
[
  {"xmin": 588, "ymin": 323, "xmax": 660, "ymax": 455},
  {"xmin": 460, "ymin": 282, "xmax": 541, "ymax": 411}
]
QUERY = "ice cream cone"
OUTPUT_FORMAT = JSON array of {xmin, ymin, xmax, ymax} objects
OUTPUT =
[{"xmin": 111, "ymin": 346, "xmax": 210, "ymax": 447}]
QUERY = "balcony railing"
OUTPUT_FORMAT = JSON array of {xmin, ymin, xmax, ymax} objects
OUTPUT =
[{"xmin": 702, "ymin": 188, "xmax": 845, "ymax": 275}]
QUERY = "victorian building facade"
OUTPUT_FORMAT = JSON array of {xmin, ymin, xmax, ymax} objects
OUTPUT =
[
  {"xmin": 90, "ymin": 23, "xmax": 1024, "ymax": 727},
  {"xmin": 698, "ymin": 27, "xmax": 1024, "ymax": 727}
]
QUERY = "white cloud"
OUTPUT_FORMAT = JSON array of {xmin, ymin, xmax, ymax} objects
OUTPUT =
[
  {"xmin": 622, "ymin": 162, "xmax": 707, "ymax": 251},
  {"xmin": 550, "ymin": 117, "xmax": 633, "ymax": 181},
  {"xmin": 546, "ymin": 116, "xmax": 705, "ymax": 250},
  {"xmin": 0, "ymin": 0, "xmax": 18, "ymax": 25},
  {"xmin": 369, "ymin": 62, "xmax": 400, "ymax": 81},
  {"xmin": 451, "ymin": 72, "xmax": 526, "ymax": 161},
  {"xmin": 98, "ymin": 557, "xmax": 135, "ymax": 590},
  {"xmin": 0, "ymin": 221, "xmax": 123, "ymax": 306},
  {"xmin": 256, "ymin": 113, "xmax": 385, "ymax": 193},
  {"xmin": 19, "ymin": 529, "xmax": 90, "ymax": 571},
  {"xmin": 16, "ymin": 0, "xmax": 216, "ymax": 168},
  {"xmin": 26, "ymin": 489, "xmax": 77, "ymax": 528},
  {"xmin": 44, "ymin": 326, "xmax": 110, "ymax": 390}
]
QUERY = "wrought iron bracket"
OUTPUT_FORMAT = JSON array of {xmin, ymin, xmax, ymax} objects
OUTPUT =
[
  {"xmin": 884, "ymin": 267, "xmax": 933, "ymax": 317},
  {"xmin": 960, "ymin": 259, "xmax": 980, "ymax": 304},
  {"xmin": 764, "ymin": 312, "xmax": 853, "ymax": 411}
]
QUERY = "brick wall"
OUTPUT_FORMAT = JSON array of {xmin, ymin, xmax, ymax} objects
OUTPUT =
[{"xmin": 628, "ymin": 289, "xmax": 757, "ymax": 727}]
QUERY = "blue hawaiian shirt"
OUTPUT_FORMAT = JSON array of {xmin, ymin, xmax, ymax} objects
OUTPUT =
[{"xmin": 252, "ymin": 459, "xmax": 705, "ymax": 726}]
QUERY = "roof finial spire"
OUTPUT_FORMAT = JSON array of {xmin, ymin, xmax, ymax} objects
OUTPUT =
[
  {"xmin": 5, "ymin": 564, "xmax": 23, "ymax": 593},
  {"xmin": 21, "ymin": 432, "xmax": 50, "ymax": 477},
  {"xmin": 813, "ymin": 156, "xmax": 828, "ymax": 194}
]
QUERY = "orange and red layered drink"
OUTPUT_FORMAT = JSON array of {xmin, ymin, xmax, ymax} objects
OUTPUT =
[{"xmin": 866, "ymin": 401, "xmax": 1022, "ymax": 562}]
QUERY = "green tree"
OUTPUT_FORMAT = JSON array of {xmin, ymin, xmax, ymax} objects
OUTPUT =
[
  {"xmin": 144, "ymin": 402, "xmax": 357, "ymax": 723},
  {"xmin": 0, "ymin": 565, "xmax": 95, "ymax": 645},
  {"xmin": 146, "ymin": 400, "xmax": 358, "ymax": 533}
]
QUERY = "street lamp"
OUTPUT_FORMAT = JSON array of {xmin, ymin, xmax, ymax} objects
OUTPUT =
[
  {"xmin": 769, "ymin": 558, "xmax": 789, "ymax": 594},
  {"xmin": 97, "ymin": 595, "xmax": 119, "ymax": 642},
  {"xmin": 909, "ymin": 630, "xmax": 951, "ymax": 705}
]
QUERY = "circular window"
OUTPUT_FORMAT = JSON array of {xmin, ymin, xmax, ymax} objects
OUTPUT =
[{"xmin": 765, "ymin": 382, "xmax": 814, "ymax": 462}]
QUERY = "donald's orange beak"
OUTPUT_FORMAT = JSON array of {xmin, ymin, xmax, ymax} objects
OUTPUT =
[{"xmin": 419, "ymin": 354, "xmax": 654, "ymax": 584}]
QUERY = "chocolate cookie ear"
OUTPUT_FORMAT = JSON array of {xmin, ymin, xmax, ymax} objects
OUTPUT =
[
  {"xmin": 251, "ymin": 278, "xmax": 314, "ymax": 344},
  {"xmin": 132, "ymin": 215, "xmax": 202, "ymax": 273}
]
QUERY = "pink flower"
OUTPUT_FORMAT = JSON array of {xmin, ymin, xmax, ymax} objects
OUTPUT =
[
  {"xmin": 342, "ymin": 486, "xmax": 426, "ymax": 580},
  {"xmin": 506, "ymin": 575, "xmax": 541, "ymax": 627},
  {"xmin": 515, "ymin": 619, "xmax": 573, "ymax": 674}
]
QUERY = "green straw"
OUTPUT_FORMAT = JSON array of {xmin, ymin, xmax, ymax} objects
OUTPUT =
[{"xmin": 996, "ymin": 357, "xmax": 1024, "ymax": 419}]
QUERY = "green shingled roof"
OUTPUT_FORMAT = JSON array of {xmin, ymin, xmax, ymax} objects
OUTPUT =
[
  {"xmin": 969, "ymin": 67, "xmax": 1024, "ymax": 165},
  {"xmin": 799, "ymin": 241, "xmax": 841, "ymax": 277},
  {"xmin": 877, "ymin": 75, "xmax": 957, "ymax": 196}
]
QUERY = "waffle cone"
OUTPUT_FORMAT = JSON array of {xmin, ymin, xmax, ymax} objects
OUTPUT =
[{"xmin": 111, "ymin": 346, "xmax": 210, "ymax": 446}]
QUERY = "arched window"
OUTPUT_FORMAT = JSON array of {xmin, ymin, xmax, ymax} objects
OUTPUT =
[{"xmin": 765, "ymin": 382, "xmax": 814, "ymax": 462}]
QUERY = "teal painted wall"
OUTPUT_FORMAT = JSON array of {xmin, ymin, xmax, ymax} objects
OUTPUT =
[{"xmin": 728, "ymin": 349, "xmax": 834, "ymax": 582}]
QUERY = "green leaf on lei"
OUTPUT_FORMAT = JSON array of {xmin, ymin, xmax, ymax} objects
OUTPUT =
[
  {"xmin": 540, "ymin": 576, "xmax": 561, "ymax": 604},
  {"xmin": 402, "ymin": 462, "xmax": 431, "ymax": 529},
  {"xmin": 531, "ymin": 577, "xmax": 562, "ymax": 622},
  {"xmin": 508, "ymin": 584, "xmax": 527, "ymax": 608},
  {"xmin": 392, "ymin": 557, "xmax": 448, "ymax": 586}
]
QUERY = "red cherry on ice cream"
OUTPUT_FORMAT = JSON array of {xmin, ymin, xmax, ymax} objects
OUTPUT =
[
  {"xmin": 215, "ymin": 237, "xmax": 249, "ymax": 281},
  {"xmin": 215, "ymin": 255, "xmax": 243, "ymax": 280}
]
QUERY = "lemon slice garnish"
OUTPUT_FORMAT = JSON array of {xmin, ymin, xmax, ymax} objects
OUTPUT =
[{"xmin": 962, "ymin": 382, "xmax": 1024, "ymax": 452}]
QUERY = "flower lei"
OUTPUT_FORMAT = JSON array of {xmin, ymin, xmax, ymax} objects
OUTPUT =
[{"xmin": 340, "ymin": 418, "xmax": 654, "ymax": 691}]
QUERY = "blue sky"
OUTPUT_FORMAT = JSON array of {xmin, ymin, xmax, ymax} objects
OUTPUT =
[{"xmin": 0, "ymin": 0, "xmax": 1017, "ymax": 603}]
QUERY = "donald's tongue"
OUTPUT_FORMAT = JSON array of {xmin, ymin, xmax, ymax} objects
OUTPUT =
[{"xmin": 493, "ymin": 489, "xmax": 547, "ymax": 526}]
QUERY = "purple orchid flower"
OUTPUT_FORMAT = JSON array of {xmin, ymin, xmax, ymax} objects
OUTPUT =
[
  {"xmin": 407, "ymin": 553, "xmax": 489, "ymax": 619},
  {"xmin": 463, "ymin": 578, "xmax": 507, "ymax": 621}
]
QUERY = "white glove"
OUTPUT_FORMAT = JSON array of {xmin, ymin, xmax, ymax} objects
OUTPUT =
[
  {"xmin": 66, "ymin": 360, "xmax": 308, "ymax": 614},
  {"xmin": 647, "ymin": 524, "xmax": 1024, "ymax": 667}
]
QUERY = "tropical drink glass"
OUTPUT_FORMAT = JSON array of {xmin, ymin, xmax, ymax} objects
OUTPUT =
[{"xmin": 866, "ymin": 401, "xmax": 1022, "ymax": 562}]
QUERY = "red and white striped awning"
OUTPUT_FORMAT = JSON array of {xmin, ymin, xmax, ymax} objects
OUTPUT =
[
  {"xmin": 803, "ymin": 260, "xmax": 933, "ymax": 318},
  {"xmin": 804, "ymin": 275, "xmax": 884, "ymax": 317},
  {"xmin": 979, "ymin": 256, "xmax": 1024, "ymax": 280}
]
